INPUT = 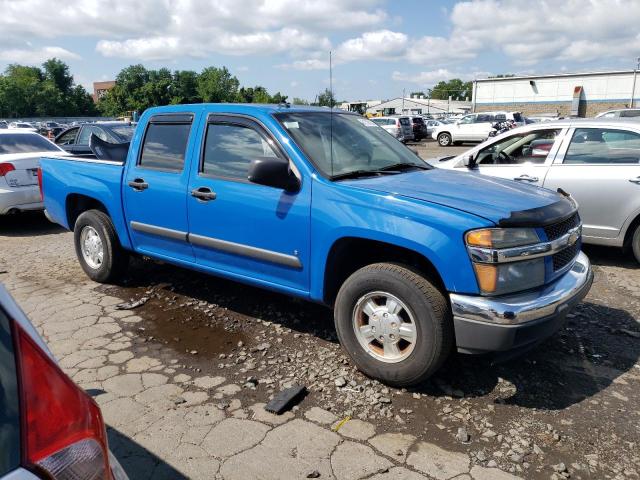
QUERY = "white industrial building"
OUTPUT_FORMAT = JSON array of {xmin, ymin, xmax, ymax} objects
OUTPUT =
[
  {"xmin": 473, "ymin": 70, "xmax": 640, "ymax": 117},
  {"xmin": 364, "ymin": 96, "xmax": 472, "ymax": 117}
]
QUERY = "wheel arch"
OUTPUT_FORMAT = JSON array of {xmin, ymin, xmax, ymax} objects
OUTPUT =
[{"xmin": 321, "ymin": 236, "xmax": 447, "ymax": 307}]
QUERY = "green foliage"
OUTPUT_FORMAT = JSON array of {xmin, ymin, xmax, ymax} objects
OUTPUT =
[
  {"xmin": 98, "ymin": 64, "xmax": 289, "ymax": 116},
  {"xmin": 410, "ymin": 91, "xmax": 426, "ymax": 97},
  {"xmin": 429, "ymin": 79, "xmax": 473, "ymax": 101},
  {"xmin": 0, "ymin": 58, "xmax": 97, "ymax": 118},
  {"xmin": 292, "ymin": 97, "xmax": 309, "ymax": 105},
  {"xmin": 316, "ymin": 88, "xmax": 336, "ymax": 107}
]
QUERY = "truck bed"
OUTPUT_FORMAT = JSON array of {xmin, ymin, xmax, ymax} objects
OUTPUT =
[{"xmin": 40, "ymin": 155, "xmax": 131, "ymax": 248}]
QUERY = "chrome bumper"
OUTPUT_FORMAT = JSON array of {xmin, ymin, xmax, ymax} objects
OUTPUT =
[{"xmin": 450, "ymin": 252, "xmax": 593, "ymax": 353}]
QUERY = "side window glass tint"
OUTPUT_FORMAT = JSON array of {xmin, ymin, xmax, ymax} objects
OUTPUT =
[
  {"xmin": 202, "ymin": 123, "xmax": 278, "ymax": 180},
  {"xmin": 139, "ymin": 123, "xmax": 191, "ymax": 171},
  {"xmin": 565, "ymin": 128, "xmax": 640, "ymax": 164},
  {"xmin": 78, "ymin": 126, "xmax": 108, "ymax": 145},
  {"xmin": 477, "ymin": 129, "xmax": 561, "ymax": 165}
]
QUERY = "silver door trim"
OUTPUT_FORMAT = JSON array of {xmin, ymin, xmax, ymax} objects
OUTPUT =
[
  {"xmin": 189, "ymin": 233, "xmax": 302, "ymax": 269},
  {"xmin": 130, "ymin": 221, "xmax": 188, "ymax": 241}
]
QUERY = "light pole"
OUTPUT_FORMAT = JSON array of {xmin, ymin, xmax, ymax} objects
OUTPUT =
[{"xmin": 631, "ymin": 57, "xmax": 640, "ymax": 108}]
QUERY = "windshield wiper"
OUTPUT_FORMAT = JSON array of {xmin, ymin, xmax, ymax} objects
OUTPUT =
[
  {"xmin": 379, "ymin": 162, "xmax": 430, "ymax": 172},
  {"xmin": 438, "ymin": 156, "xmax": 455, "ymax": 162},
  {"xmin": 331, "ymin": 169, "xmax": 400, "ymax": 181}
]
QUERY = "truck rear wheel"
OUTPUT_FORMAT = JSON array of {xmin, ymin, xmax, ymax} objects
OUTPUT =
[
  {"xmin": 334, "ymin": 263, "xmax": 453, "ymax": 387},
  {"xmin": 74, "ymin": 209, "xmax": 128, "ymax": 283}
]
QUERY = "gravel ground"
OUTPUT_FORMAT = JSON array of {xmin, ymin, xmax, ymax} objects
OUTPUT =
[{"xmin": 1, "ymin": 209, "xmax": 639, "ymax": 480}]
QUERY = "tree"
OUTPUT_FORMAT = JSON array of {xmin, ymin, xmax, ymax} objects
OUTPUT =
[
  {"xmin": 197, "ymin": 67, "xmax": 239, "ymax": 103},
  {"xmin": 171, "ymin": 70, "xmax": 200, "ymax": 104},
  {"xmin": 429, "ymin": 79, "xmax": 472, "ymax": 101},
  {"xmin": 410, "ymin": 91, "xmax": 427, "ymax": 98},
  {"xmin": 42, "ymin": 58, "xmax": 73, "ymax": 95},
  {"xmin": 316, "ymin": 88, "xmax": 336, "ymax": 107},
  {"xmin": 291, "ymin": 97, "xmax": 309, "ymax": 105}
]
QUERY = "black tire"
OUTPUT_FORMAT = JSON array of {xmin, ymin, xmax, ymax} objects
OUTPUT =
[
  {"xmin": 334, "ymin": 263, "xmax": 453, "ymax": 387},
  {"xmin": 437, "ymin": 132, "xmax": 452, "ymax": 147},
  {"xmin": 632, "ymin": 224, "xmax": 640, "ymax": 263},
  {"xmin": 74, "ymin": 209, "xmax": 128, "ymax": 283}
]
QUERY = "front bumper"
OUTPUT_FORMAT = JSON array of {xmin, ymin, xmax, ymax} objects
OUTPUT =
[{"xmin": 450, "ymin": 251, "xmax": 593, "ymax": 354}]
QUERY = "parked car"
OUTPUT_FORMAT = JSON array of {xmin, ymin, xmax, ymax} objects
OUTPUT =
[
  {"xmin": 432, "ymin": 111, "xmax": 524, "ymax": 146},
  {"xmin": 0, "ymin": 121, "xmax": 8, "ymax": 129},
  {"xmin": 431, "ymin": 118, "xmax": 640, "ymax": 261},
  {"xmin": 8, "ymin": 122, "xmax": 38, "ymax": 133},
  {"xmin": 0, "ymin": 283, "xmax": 128, "ymax": 480},
  {"xmin": 370, "ymin": 116, "xmax": 414, "ymax": 142},
  {"xmin": 410, "ymin": 116, "xmax": 427, "ymax": 140},
  {"xmin": 40, "ymin": 104, "xmax": 592, "ymax": 387},
  {"xmin": 424, "ymin": 119, "xmax": 447, "ymax": 137},
  {"xmin": 55, "ymin": 122, "xmax": 135, "ymax": 157},
  {"xmin": 595, "ymin": 108, "xmax": 640, "ymax": 119},
  {"xmin": 0, "ymin": 131, "xmax": 65, "ymax": 215},
  {"xmin": 39, "ymin": 121, "xmax": 65, "ymax": 137}
]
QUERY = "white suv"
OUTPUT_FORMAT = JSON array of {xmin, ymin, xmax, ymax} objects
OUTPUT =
[{"xmin": 432, "ymin": 111, "xmax": 524, "ymax": 146}]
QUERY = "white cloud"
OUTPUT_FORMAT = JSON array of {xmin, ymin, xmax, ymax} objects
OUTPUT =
[
  {"xmin": 450, "ymin": 0, "xmax": 640, "ymax": 65},
  {"xmin": 0, "ymin": 0, "xmax": 384, "ymax": 60},
  {"xmin": 0, "ymin": 46, "xmax": 80, "ymax": 64},
  {"xmin": 335, "ymin": 30, "xmax": 408, "ymax": 63},
  {"xmin": 392, "ymin": 69, "xmax": 463, "ymax": 85}
]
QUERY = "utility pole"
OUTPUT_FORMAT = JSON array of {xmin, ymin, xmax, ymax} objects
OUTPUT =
[
  {"xmin": 402, "ymin": 88, "xmax": 405, "ymax": 114},
  {"xmin": 631, "ymin": 57, "xmax": 640, "ymax": 108}
]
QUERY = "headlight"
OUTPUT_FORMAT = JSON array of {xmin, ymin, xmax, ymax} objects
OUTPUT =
[
  {"xmin": 472, "ymin": 258, "xmax": 545, "ymax": 295},
  {"xmin": 465, "ymin": 228, "xmax": 540, "ymax": 249},
  {"xmin": 465, "ymin": 227, "xmax": 545, "ymax": 295}
]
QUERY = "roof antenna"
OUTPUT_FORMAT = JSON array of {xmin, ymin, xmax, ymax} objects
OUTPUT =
[{"xmin": 330, "ymin": 50, "xmax": 334, "ymax": 177}]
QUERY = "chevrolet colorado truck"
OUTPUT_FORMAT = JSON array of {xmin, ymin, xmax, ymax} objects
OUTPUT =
[{"xmin": 39, "ymin": 104, "xmax": 593, "ymax": 386}]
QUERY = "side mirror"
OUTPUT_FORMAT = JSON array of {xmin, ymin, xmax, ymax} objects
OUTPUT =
[
  {"xmin": 248, "ymin": 156, "xmax": 300, "ymax": 192},
  {"xmin": 463, "ymin": 153, "xmax": 478, "ymax": 169}
]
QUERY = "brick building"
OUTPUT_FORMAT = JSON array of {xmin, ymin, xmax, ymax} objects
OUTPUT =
[
  {"xmin": 92, "ymin": 81, "xmax": 116, "ymax": 102},
  {"xmin": 472, "ymin": 70, "xmax": 640, "ymax": 117}
]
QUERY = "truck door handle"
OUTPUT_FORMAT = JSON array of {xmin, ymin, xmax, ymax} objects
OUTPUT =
[
  {"xmin": 191, "ymin": 187, "xmax": 217, "ymax": 201},
  {"xmin": 514, "ymin": 175, "xmax": 539, "ymax": 182},
  {"xmin": 128, "ymin": 178, "xmax": 148, "ymax": 191},
  {"xmin": 629, "ymin": 177, "xmax": 640, "ymax": 184}
]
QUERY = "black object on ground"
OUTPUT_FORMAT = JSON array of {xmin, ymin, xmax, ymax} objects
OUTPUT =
[{"xmin": 265, "ymin": 384, "xmax": 307, "ymax": 414}]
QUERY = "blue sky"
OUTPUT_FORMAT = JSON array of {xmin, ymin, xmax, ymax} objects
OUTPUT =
[{"xmin": 1, "ymin": 0, "xmax": 639, "ymax": 101}]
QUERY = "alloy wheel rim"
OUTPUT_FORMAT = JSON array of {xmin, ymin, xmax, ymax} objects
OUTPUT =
[
  {"xmin": 352, "ymin": 291, "xmax": 417, "ymax": 363},
  {"xmin": 80, "ymin": 226, "xmax": 104, "ymax": 269}
]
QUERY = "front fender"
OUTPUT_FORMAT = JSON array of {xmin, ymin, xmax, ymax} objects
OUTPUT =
[{"xmin": 309, "ymin": 180, "xmax": 491, "ymax": 301}]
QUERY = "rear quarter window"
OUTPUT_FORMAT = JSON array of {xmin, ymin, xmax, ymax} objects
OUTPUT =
[{"xmin": 0, "ymin": 308, "xmax": 20, "ymax": 476}]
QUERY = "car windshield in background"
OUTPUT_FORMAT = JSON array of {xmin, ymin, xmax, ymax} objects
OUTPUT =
[
  {"xmin": 275, "ymin": 112, "xmax": 428, "ymax": 179},
  {"xmin": 110, "ymin": 125, "xmax": 135, "ymax": 141},
  {"xmin": 0, "ymin": 133, "xmax": 60, "ymax": 154}
]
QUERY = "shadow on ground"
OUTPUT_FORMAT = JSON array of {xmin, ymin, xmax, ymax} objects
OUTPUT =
[
  {"xmin": 0, "ymin": 211, "xmax": 64, "ymax": 237},
  {"xmin": 110, "ymin": 251, "xmax": 640, "ymax": 413},
  {"xmin": 107, "ymin": 427, "xmax": 190, "ymax": 480}
]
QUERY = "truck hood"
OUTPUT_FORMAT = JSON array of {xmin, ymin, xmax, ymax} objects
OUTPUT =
[{"xmin": 341, "ymin": 169, "xmax": 575, "ymax": 227}]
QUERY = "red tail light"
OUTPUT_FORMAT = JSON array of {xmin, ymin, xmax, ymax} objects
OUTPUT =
[
  {"xmin": 37, "ymin": 167, "xmax": 44, "ymax": 200},
  {"xmin": 0, "ymin": 162, "xmax": 16, "ymax": 177},
  {"xmin": 13, "ymin": 322, "xmax": 113, "ymax": 479}
]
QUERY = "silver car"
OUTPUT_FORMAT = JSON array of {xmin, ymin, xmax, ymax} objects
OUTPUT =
[
  {"xmin": 0, "ymin": 131, "xmax": 65, "ymax": 214},
  {"xmin": 432, "ymin": 119, "xmax": 640, "ymax": 261},
  {"xmin": 370, "ymin": 116, "xmax": 414, "ymax": 143}
]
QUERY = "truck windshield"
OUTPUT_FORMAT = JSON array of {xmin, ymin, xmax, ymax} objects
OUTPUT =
[{"xmin": 275, "ymin": 112, "xmax": 429, "ymax": 179}]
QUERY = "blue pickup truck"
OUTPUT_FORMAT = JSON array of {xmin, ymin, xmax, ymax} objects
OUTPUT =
[{"xmin": 39, "ymin": 104, "xmax": 593, "ymax": 386}]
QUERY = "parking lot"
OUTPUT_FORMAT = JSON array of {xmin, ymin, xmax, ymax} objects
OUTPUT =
[{"xmin": 1, "ymin": 134, "xmax": 639, "ymax": 480}]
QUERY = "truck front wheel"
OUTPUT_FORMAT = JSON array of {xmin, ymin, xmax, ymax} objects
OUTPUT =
[
  {"xmin": 74, "ymin": 209, "xmax": 128, "ymax": 283},
  {"xmin": 334, "ymin": 263, "xmax": 453, "ymax": 387}
]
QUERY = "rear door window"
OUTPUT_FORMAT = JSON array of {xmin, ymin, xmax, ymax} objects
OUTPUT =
[
  {"xmin": 565, "ymin": 128, "xmax": 640, "ymax": 164},
  {"xmin": 399, "ymin": 118, "xmax": 410, "ymax": 126},
  {"xmin": 77, "ymin": 126, "xmax": 109, "ymax": 146},
  {"xmin": 56, "ymin": 128, "xmax": 78, "ymax": 145},
  {"xmin": 0, "ymin": 308, "xmax": 20, "ymax": 476},
  {"xmin": 139, "ymin": 120, "xmax": 192, "ymax": 171}
]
